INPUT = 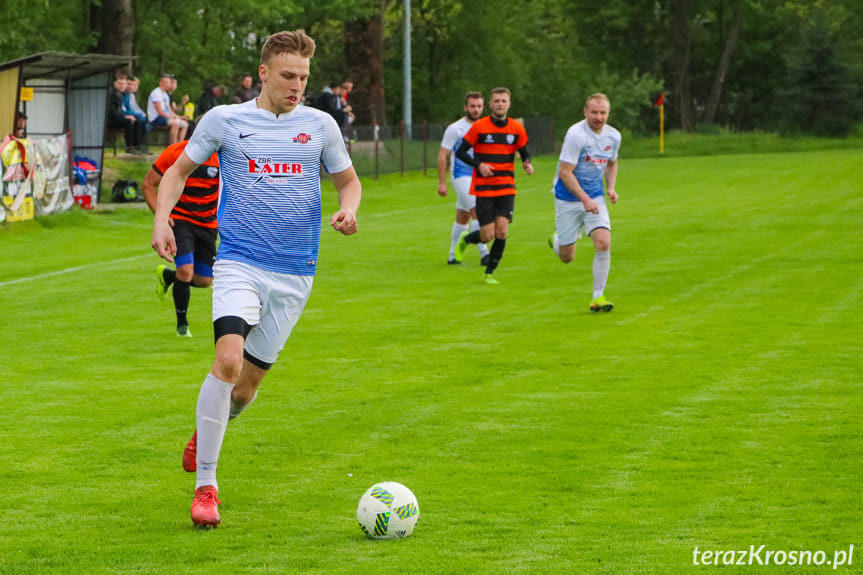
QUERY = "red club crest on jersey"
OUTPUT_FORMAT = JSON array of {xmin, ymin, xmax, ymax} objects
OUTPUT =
[
  {"xmin": 293, "ymin": 133, "xmax": 312, "ymax": 144},
  {"xmin": 604, "ymin": 145, "xmax": 612, "ymax": 151}
]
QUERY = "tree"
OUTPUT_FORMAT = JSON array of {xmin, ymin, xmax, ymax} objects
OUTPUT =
[
  {"xmin": 703, "ymin": 0, "xmax": 743, "ymax": 126},
  {"xmin": 783, "ymin": 13, "xmax": 859, "ymax": 136},
  {"xmin": 91, "ymin": 0, "xmax": 135, "ymax": 64}
]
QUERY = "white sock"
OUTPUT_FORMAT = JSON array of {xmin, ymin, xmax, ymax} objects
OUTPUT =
[
  {"xmin": 450, "ymin": 222, "xmax": 469, "ymax": 258},
  {"xmin": 552, "ymin": 233, "xmax": 560, "ymax": 256},
  {"xmin": 471, "ymin": 220, "xmax": 489, "ymax": 256},
  {"xmin": 229, "ymin": 391, "xmax": 257, "ymax": 420},
  {"xmin": 593, "ymin": 251, "xmax": 611, "ymax": 299},
  {"xmin": 195, "ymin": 374, "xmax": 234, "ymax": 490}
]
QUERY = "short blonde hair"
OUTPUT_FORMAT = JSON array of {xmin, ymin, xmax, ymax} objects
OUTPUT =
[
  {"xmin": 585, "ymin": 93, "xmax": 610, "ymax": 108},
  {"xmin": 261, "ymin": 30, "xmax": 316, "ymax": 64}
]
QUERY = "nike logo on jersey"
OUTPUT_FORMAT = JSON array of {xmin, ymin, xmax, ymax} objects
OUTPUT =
[{"xmin": 239, "ymin": 133, "xmax": 256, "ymax": 139}]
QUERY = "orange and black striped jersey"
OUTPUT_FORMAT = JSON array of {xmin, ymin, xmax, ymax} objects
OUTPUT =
[
  {"xmin": 153, "ymin": 140, "xmax": 219, "ymax": 229},
  {"xmin": 461, "ymin": 116, "xmax": 529, "ymax": 197}
]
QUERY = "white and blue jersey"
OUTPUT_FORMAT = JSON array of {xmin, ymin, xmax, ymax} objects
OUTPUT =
[
  {"xmin": 440, "ymin": 117, "xmax": 475, "ymax": 180},
  {"xmin": 185, "ymin": 100, "xmax": 352, "ymax": 276},
  {"xmin": 552, "ymin": 119, "xmax": 621, "ymax": 202}
]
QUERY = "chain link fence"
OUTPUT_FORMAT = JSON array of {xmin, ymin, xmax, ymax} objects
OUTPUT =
[{"xmin": 344, "ymin": 117, "xmax": 554, "ymax": 179}]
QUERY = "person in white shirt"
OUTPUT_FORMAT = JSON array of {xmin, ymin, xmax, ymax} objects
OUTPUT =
[
  {"xmin": 437, "ymin": 92, "xmax": 490, "ymax": 265},
  {"xmin": 548, "ymin": 93, "xmax": 622, "ymax": 313},
  {"xmin": 152, "ymin": 29, "xmax": 361, "ymax": 529},
  {"xmin": 147, "ymin": 74, "xmax": 188, "ymax": 144}
]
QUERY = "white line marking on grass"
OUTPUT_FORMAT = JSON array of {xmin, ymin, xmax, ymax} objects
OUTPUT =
[{"xmin": 0, "ymin": 253, "xmax": 153, "ymax": 288}]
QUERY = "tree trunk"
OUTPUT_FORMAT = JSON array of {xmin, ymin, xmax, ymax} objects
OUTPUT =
[
  {"xmin": 92, "ymin": 0, "xmax": 134, "ymax": 68},
  {"xmin": 669, "ymin": 0, "xmax": 695, "ymax": 132},
  {"xmin": 703, "ymin": 3, "xmax": 742, "ymax": 125},
  {"xmin": 344, "ymin": 1, "xmax": 389, "ymax": 126}
]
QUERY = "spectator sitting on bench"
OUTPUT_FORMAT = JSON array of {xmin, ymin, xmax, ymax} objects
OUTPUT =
[
  {"xmin": 125, "ymin": 77, "xmax": 151, "ymax": 132},
  {"xmin": 108, "ymin": 73, "xmax": 147, "ymax": 154},
  {"xmin": 147, "ymin": 73, "xmax": 188, "ymax": 145}
]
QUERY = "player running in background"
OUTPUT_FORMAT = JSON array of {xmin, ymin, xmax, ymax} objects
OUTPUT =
[
  {"xmin": 548, "ymin": 93, "xmax": 621, "ymax": 312},
  {"xmin": 151, "ymin": 29, "xmax": 361, "ymax": 528},
  {"xmin": 143, "ymin": 140, "xmax": 219, "ymax": 337},
  {"xmin": 437, "ymin": 92, "xmax": 490, "ymax": 265},
  {"xmin": 452, "ymin": 87, "xmax": 533, "ymax": 284}
]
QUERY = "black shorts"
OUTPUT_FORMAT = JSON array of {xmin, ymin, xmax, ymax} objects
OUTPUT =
[
  {"xmin": 475, "ymin": 195, "xmax": 515, "ymax": 226},
  {"xmin": 173, "ymin": 219, "xmax": 217, "ymax": 272}
]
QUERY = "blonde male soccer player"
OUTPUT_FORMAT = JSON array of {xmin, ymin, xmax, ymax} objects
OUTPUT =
[
  {"xmin": 437, "ymin": 92, "xmax": 490, "ymax": 265},
  {"xmin": 152, "ymin": 30, "xmax": 362, "ymax": 528},
  {"xmin": 548, "ymin": 93, "xmax": 621, "ymax": 312}
]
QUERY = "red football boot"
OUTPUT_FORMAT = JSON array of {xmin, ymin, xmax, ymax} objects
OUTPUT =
[
  {"xmin": 190, "ymin": 485, "xmax": 221, "ymax": 527},
  {"xmin": 182, "ymin": 430, "xmax": 197, "ymax": 472}
]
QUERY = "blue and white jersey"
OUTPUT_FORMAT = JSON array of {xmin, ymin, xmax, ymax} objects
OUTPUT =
[
  {"xmin": 552, "ymin": 119, "xmax": 621, "ymax": 201},
  {"xmin": 440, "ymin": 117, "xmax": 475, "ymax": 179},
  {"xmin": 185, "ymin": 100, "xmax": 352, "ymax": 276}
]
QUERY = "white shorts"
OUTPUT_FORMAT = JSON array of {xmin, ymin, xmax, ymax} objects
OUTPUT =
[
  {"xmin": 555, "ymin": 196, "xmax": 611, "ymax": 245},
  {"xmin": 452, "ymin": 176, "xmax": 476, "ymax": 212},
  {"xmin": 212, "ymin": 259, "xmax": 314, "ymax": 365}
]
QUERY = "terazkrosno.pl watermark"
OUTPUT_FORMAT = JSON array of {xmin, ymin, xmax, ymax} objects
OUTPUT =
[{"xmin": 693, "ymin": 545, "xmax": 854, "ymax": 569}]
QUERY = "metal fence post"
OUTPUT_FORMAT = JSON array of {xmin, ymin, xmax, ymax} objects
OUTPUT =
[
  {"xmin": 422, "ymin": 120, "xmax": 428, "ymax": 176},
  {"xmin": 399, "ymin": 120, "xmax": 405, "ymax": 177}
]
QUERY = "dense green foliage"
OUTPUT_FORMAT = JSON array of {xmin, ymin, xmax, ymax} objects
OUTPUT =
[
  {"xmin": 1, "ymin": 1, "xmax": 862, "ymax": 131},
  {"xmin": 1, "ymin": 148, "xmax": 861, "ymax": 573}
]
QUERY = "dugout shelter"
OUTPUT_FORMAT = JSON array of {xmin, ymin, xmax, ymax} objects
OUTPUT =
[{"xmin": 0, "ymin": 51, "xmax": 132, "ymax": 214}]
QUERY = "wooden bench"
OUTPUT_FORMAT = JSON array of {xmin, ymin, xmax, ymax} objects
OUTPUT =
[{"xmin": 106, "ymin": 125, "xmax": 171, "ymax": 156}]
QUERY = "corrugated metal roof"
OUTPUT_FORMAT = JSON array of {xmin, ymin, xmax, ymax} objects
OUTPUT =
[{"xmin": 0, "ymin": 52, "xmax": 132, "ymax": 81}]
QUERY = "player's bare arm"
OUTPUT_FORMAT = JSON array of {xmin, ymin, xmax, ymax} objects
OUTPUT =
[
  {"xmin": 141, "ymin": 167, "xmax": 169, "ymax": 220},
  {"xmin": 329, "ymin": 166, "xmax": 362, "ymax": 236},
  {"xmin": 436, "ymin": 147, "xmax": 449, "ymax": 196},
  {"xmin": 152, "ymin": 151, "xmax": 200, "ymax": 260},
  {"xmin": 605, "ymin": 160, "xmax": 619, "ymax": 204},
  {"xmin": 559, "ymin": 161, "xmax": 599, "ymax": 214}
]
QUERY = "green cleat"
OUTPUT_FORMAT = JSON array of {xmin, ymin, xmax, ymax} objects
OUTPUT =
[
  {"xmin": 177, "ymin": 325, "xmax": 193, "ymax": 337},
  {"xmin": 155, "ymin": 265, "xmax": 169, "ymax": 300},
  {"xmin": 547, "ymin": 232, "xmax": 556, "ymax": 250},
  {"xmin": 453, "ymin": 231, "xmax": 470, "ymax": 262},
  {"xmin": 483, "ymin": 273, "xmax": 499, "ymax": 285},
  {"xmin": 589, "ymin": 295, "xmax": 614, "ymax": 313}
]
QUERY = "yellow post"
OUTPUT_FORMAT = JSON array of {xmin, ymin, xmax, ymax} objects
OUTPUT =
[{"xmin": 659, "ymin": 104, "xmax": 664, "ymax": 155}]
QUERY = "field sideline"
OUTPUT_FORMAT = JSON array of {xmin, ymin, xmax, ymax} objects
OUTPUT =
[{"xmin": 1, "ymin": 149, "xmax": 861, "ymax": 574}]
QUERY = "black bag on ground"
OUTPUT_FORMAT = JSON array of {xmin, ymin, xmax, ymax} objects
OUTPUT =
[{"xmin": 111, "ymin": 180, "xmax": 142, "ymax": 202}]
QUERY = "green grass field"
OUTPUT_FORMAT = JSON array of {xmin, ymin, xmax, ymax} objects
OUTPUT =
[{"xmin": 1, "ymin": 148, "xmax": 861, "ymax": 574}]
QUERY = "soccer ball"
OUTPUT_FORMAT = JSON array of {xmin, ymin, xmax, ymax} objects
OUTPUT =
[{"xmin": 356, "ymin": 482, "xmax": 420, "ymax": 539}]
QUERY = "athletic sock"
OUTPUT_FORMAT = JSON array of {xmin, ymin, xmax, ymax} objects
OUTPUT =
[
  {"xmin": 195, "ymin": 374, "xmax": 234, "ymax": 490},
  {"xmin": 472, "ymin": 220, "xmax": 489, "ymax": 256},
  {"xmin": 552, "ymin": 233, "xmax": 560, "ymax": 256},
  {"xmin": 464, "ymin": 230, "xmax": 482, "ymax": 245},
  {"xmin": 449, "ymin": 222, "xmax": 469, "ymax": 258},
  {"xmin": 593, "ymin": 251, "xmax": 611, "ymax": 299},
  {"xmin": 229, "ymin": 391, "xmax": 258, "ymax": 420},
  {"xmin": 173, "ymin": 280, "xmax": 191, "ymax": 328},
  {"xmin": 485, "ymin": 238, "xmax": 507, "ymax": 274},
  {"xmin": 162, "ymin": 267, "xmax": 176, "ymax": 288}
]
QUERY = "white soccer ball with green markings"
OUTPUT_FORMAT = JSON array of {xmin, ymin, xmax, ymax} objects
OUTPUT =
[{"xmin": 356, "ymin": 481, "xmax": 420, "ymax": 539}]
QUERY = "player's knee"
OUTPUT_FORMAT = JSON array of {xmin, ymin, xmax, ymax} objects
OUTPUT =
[
  {"xmin": 560, "ymin": 252, "xmax": 575, "ymax": 263},
  {"xmin": 213, "ymin": 348, "xmax": 244, "ymax": 381},
  {"xmin": 175, "ymin": 265, "xmax": 194, "ymax": 282},
  {"xmin": 494, "ymin": 229, "xmax": 507, "ymax": 241}
]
